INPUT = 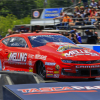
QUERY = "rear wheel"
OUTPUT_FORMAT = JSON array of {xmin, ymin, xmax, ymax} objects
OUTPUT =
[{"xmin": 37, "ymin": 61, "xmax": 46, "ymax": 79}]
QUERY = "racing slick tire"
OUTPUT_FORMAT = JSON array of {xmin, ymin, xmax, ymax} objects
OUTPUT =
[
  {"xmin": 88, "ymin": 78, "xmax": 96, "ymax": 81},
  {"xmin": 37, "ymin": 61, "xmax": 46, "ymax": 79}
]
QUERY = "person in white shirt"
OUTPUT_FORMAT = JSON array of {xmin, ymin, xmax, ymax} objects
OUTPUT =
[{"xmin": 90, "ymin": 0, "xmax": 97, "ymax": 7}]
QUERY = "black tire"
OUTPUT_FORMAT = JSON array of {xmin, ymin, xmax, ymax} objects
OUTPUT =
[
  {"xmin": 37, "ymin": 61, "xmax": 46, "ymax": 79},
  {"xmin": 88, "ymin": 78, "xmax": 96, "ymax": 81}
]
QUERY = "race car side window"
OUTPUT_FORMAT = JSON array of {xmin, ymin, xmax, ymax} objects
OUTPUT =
[
  {"xmin": 7, "ymin": 37, "xmax": 28, "ymax": 48},
  {"xmin": 2, "ymin": 37, "xmax": 10, "ymax": 46}
]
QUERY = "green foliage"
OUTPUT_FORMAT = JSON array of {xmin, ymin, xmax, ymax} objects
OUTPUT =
[
  {"xmin": 0, "ymin": 14, "xmax": 31, "ymax": 37},
  {"xmin": 47, "ymin": 0, "xmax": 72, "ymax": 8},
  {"xmin": 0, "ymin": 0, "xmax": 73, "ymax": 37},
  {"xmin": 0, "ymin": 0, "xmax": 36, "ymax": 18}
]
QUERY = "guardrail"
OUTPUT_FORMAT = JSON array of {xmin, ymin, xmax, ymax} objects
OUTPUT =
[{"xmin": 77, "ymin": 44, "xmax": 100, "ymax": 53}]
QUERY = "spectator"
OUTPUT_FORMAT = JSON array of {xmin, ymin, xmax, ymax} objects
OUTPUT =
[
  {"xmin": 89, "ymin": 6, "xmax": 93, "ymax": 14},
  {"xmin": 28, "ymin": 30, "xmax": 31, "ymax": 33},
  {"xmin": 94, "ymin": 32, "xmax": 99, "ymax": 43},
  {"xmin": 74, "ymin": 6, "xmax": 80, "ymax": 13},
  {"xmin": 89, "ymin": 8, "xmax": 97, "ymax": 17},
  {"xmin": 79, "ymin": 0, "xmax": 88, "ymax": 7},
  {"xmin": 14, "ymin": 30, "xmax": 19, "ymax": 34},
  {"xmin": 84, "ymin": 9, "xmax": 90, "ymax": 18},
  {"xmin": 53, "ymin": 12, "xmax": 64, "ymax": 30},
  {"xmin": 97, "ymin": 0, "xmax": 100, "ymax": 9},
  {"xmin": 80, "ymin": 10, "xmax": 85, "ymax": 18},
  {"xmin": 69, "ymin": 16, "xmax": 75, "ymax": 26},
  {"xmin": 80, "ymin": 6, "xmax": 84, "ymax": 13},
  {"xmin": 73, "ymin": 29, "xmax": 78, "ymax": 36},
  {"xmin": 70, "ymin": 29, "xmax": 78, "ymax": 37},
  {"xmin": 84, "ymin": 5, "xmax": 90, "ymax": 16},
  {"xmin": 73, "ymin": 12, "xmax": 77, "ymax": 22},
  {"xmin": 95, "ymin": 9, "xmax": 99, "ymax": 16},
  {"xmin": 90, "ymin": 0, "xmax": 97, "ymax": 8},
  {"xmin": 85, "ymin": 30, "xmax": 98, "ymax": 44},
  {"xmin": 85, "ymin": 29, "xmax": 93, "ymax": 35},
  {"xmin": 62, "ymin": 13, "xmax": 71, "ymax": 30},
  {"xmin": 94, "ymin": 12, "xmax": 100, "ymax": 29},
  {"xmin": 6, "ymin": 29, "xmax": 13, "ymax": 37},
  {"xmin": 77, "ymin": 33, "xmax": 82, "ymax": 43},
  {"xmin": 69, "ymin": 33, "xmax": 81, "ymax": 44},
  {"xmin": 75, "ymin": 13, "xmax": 84, "ymax": 25}
]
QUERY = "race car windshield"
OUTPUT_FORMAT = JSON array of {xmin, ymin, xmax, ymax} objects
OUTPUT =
[{"xmin": 28, "ymin": 35, "xmax": 75, "ymax": 47}]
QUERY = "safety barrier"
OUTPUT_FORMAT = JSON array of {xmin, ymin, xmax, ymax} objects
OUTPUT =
[{"xmin": 77, "ymin": 44, "xmax": 100, "ymax": 53}]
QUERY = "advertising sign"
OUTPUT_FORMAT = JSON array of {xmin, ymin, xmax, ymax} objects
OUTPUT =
[
  {"xmin": 3, "ymin": 82, "xmax": 100, "ymax": 100},
  {"xmin": 44, "ymin": 8, "xmax": 62, "ymax": 19},
  {"xmin": 32, "ymin": 8, "xmax": 63, "ymax": 19}
]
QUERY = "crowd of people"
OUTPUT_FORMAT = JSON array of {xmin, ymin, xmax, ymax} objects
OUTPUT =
[
  {"xmin": 4, "ymin": 0, "xmax": 100, "ymax": 44},
  {"xmin": 53, "ymin": 0, "xmax": 100, "ymax": 44},
  {"xmin": 54, "ymin": 0, "xmax": 100, "ymax": 29}
]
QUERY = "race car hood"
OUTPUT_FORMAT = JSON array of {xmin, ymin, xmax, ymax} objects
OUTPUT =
[{"xmin": 39, "ymin": 42, "xmax": 100, "ymax": 61}]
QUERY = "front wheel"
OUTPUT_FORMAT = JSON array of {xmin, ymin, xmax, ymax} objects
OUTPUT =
[
  {"xmin": 88, "ymin": 78, "xmax": 96, "ymax": 81},
  {"xmin": 37, "ymin": 61, "xmax": 46, "ymax": 79}
]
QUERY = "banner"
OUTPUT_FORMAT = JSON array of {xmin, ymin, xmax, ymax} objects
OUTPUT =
[{"xmin": 32, "ymin": 8, "xmax": 63, "ymax": 19}]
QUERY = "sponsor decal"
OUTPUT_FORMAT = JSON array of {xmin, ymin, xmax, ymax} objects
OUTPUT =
[
  {"xmin": 33, "ymin": 11, "xmax": 40, "ymax": 18},
  {"xmin": 54, "ymin": 42, "xmax": 68, "ymax": 45},
  {"xmin": 29, "ymin": 67, "xmax": 33, "ymax": 72},
  {"xmin": 55, "ymin": 65, "xmax": 60, "ymax": 70},
  {"xmin": 57, "ymin": 45, "xmax": 82, "ymax": 52},
  {"xmin": 54, "ymin": 74, "xmax": 59, "ymax": 78},
  {"xmin": 46, "ymin": 74, "xmax": 53, "ymax": 77},
  {"xmin": 8, "ymin": 53, "xmax": 27, "ymax": 62},
  {"xmin": 3, "ymin": 66, "xmax": 5, "ymax": 70},
  {"xmin": 46, "ymin": 70, "xmax": 53, "ymax": 73},
  {"xmin": 54, "ymin": 71, "xmax": 59, "ymax": 74},
  {"xmin": 18, "ymin": 85, "xmax": 100, "ymax": 95},
  {"xmin": 63, "ymin": 50, "xmax": 99, "ymax": 57},
  {"xmin": 8, "ymin": 61, "xmax": 26, "ymax": 65},
  {"xmin": 76, "ymin": 65, "xmax": 100, "ymax": 68},
  {"xmin": 0, "ymin": 49, "xmax": 2, "ymax": 51},
  {"xmin": 28, "ymin": 60, "xmax": 32, "ymax": 66},
  {"xmin": 45, "ymin": 62, "xmax": 56, "ymax": 66},
  {"xmin": 28, "ymin": 54, "xmax": 34, "ymax": 59},
  {"xmin": 35, "ymin": 54, "xmax": 47, "ymax": 60},
  {"xmin": 0, "ymin": 60, "xmax": 2, "ymax": 71},
  {"xmin": 47, "ymin": 67, "xmax": 53, "ymax": 70},
  {"xmin": 90, "ymin": 53, "xmax": 99, "ymax": 56}
]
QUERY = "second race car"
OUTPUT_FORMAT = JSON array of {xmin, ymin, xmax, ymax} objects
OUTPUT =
[{"xmin": 0, "ymin": 32, "xmax": 100, "ymax": 79}]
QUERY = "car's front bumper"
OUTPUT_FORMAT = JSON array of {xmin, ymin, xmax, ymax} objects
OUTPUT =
[
  {"xmin": 61, "ymin": 68, "xmax": 100, "ymax": 77},
  {"xmin": 55, "ymin": 64, "xmax": 100, "ymax": 79}
]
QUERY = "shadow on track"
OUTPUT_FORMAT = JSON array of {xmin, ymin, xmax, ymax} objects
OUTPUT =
[{"xmin": 44, "ymin": 78, "xmax": 100, "ymax": 83}]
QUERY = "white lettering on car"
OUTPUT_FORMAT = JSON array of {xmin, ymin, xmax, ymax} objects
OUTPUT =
[
  {"xmin": 76, "ymin": 65, "xmax": 100, "ymax": 68},
  {"xmin": 64, "ymin": 50, "xmax": 99, "ymax": 57},
  {"xmin": 8, "ymin": 53, "xmax": 27, "ymax": 62},
  {"xmin": 45, "ymin": 62, "xmax": 56, "ymax": 66},
  {"xmin": 35, "ymin": 54, "xmax": 47, "ymax": 60}
]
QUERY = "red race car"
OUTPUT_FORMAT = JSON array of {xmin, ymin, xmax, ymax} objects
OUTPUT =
[{"xmin": 0, "ymin": 32, "xmax": 100, "ymax": 79}]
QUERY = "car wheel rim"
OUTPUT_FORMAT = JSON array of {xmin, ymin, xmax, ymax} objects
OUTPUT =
[{"xmin": 38, "ymin": 62, "xmax": 46, "ymax": 78}]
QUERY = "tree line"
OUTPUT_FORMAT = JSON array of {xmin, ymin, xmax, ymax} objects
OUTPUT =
[
  {"xmin": 0, "ymin": 0, "xmax": 72, "ymax": 18},
  {"xmin": 0, "ymin": 0, "xmax": 73, "ymax": 37}
]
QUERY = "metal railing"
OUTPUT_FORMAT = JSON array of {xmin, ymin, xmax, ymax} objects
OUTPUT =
[{"xmin": 53, "ymin": 17, "xmax": 100, "ymax": 30}]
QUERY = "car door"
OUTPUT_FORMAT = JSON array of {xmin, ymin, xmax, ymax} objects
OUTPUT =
[{"xmin": 3, "ymin": 36, "xmax": 30, "ymax": 72}]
